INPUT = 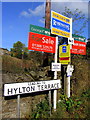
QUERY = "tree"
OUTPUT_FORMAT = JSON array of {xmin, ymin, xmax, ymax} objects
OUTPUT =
[
  {"xmin": 61, "ymin": 7, "xmax": 88, "ymax": 35},
  {"xmin": 86, "ymin": 38, "xmax": 90, "ymax": 58},
  {"xmin": 11, "ymin": 41, "xmax": 26, "ymax": 59},
  {"xmin": 58, "ymin": 7, "xmax": 88, "ymax": 47}
]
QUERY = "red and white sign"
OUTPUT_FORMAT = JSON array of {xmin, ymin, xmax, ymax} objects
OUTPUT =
[
  {"xmin": 71, "ymin": 40, "xmax": 86, "ymax": 55},
  {"xmin": 28, "ymin": 32, "xmax": 56, "ymax": 53}
]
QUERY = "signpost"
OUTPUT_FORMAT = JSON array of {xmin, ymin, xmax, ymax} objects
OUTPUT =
[
  {"xmin": 53, "ymin": 36, "xmax": 58, "ymax": 111},
  {"xmin": 51, "ymin": 10, "xmax": 71, "ymax": 38},
  {"xmin": 51, "ymin": 10, "xmax": 72, "ymax": 109},
  {"xmin": 59, "ymin": 44, "xmax": 70, "ymax": 65},
  {"xmin": 30, "ymin": 24, "xmax": 50, "ymax": 36},
  {"xmin": 28, "ymin": 24, "xmax": 56, "ymax": 53},
  {"xmin": 28, "ymin": 32, "xmax": 56, "ymax": 53},
  {"xmin": 4, "ymin": 80, "xmax": 61, "ymax": 96},
  {"xmin": 4, "ymin": 79, "xmax": 61, "ymax": 118},
  {"xmin": 17, "ymin": 95, "xmax": 20, "ymax": 119},
  {"xmin": 66, "ymin": 64, "xmax": 74, "ymax": 77},
  {"xmin": 71, "ymin": 34, "xmax": 86, "ymax": 55},
  {"xmin": 28, "ymin": 24, "xmax": 59, "ymax": 112},
  {"xmin": 51, "ymin": 63, "xmax": 61, "ymax": 71},
  {"xmin": 68, "ymin": 37, "xmax": 74, "ymax": 45}
]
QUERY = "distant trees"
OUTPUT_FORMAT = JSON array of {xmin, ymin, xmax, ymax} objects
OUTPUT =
[
  {"xmin": 10, "ymin": 41, "xmax": 43, "ymax": 64},
  {"xmin": 10, "ymin": 41, "xmax": 28, "ymax": 59},
  {"xmin": 86, "ymin": 38, "xmax": 90, "ymax": 58}
]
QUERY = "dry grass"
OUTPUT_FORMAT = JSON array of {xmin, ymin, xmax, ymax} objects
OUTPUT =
[
  {"xmin": 71, "ymin": 57, "xmax": 89, "ymax": 96},
  {"xmin": 2, "ymin": 55, "xmax": 36, "ymax": 73}
]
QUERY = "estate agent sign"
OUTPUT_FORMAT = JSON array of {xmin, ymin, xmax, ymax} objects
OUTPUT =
[
  {"xmin": 30, "ymin": 24, "xmax": 50, "ymax": 36},
  {"xmin": 28, "ymin": 25, "xmax": 56, "ymax": 53},
  {"xmin": 51, "ymin": 10, "xmax": 71, "ymax": 38},
  {"xmin": 71, "ymin": 34, "xmax": 86, "ymax": 55}
]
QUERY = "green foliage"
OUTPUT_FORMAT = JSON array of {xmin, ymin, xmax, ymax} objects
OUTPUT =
[
  {"xmin": 28, "ymin": 90, "xmax": 89, "ymax": 119},
  {"xmin": 51, "ymin": 89, "xmax": 90, "ymax": 119},
  {"xmin": 59, "ymin": 95, "xmax": 82, "ymax": 113},
  {"xmin": 10, "ymin": 41, "xmax": 28, "ymax": 59},
  {"xmin": 31, "ymin": 97, "xmax": 50, "ymax": 119},
  {"xmin": 86, "ymin": 40, "xmax": 90, "ymax": 58}
]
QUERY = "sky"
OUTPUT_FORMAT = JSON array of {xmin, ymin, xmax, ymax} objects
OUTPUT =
[{"xmin": 1, "ymin": 0, "xmax": 89, "ymax": 50}]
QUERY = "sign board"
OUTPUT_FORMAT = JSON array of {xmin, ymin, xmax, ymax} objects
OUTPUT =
[
  {"xmin": 68, "ymin": 37, "xmax": 74, "ymax": 45},
  {"xmin": 51, "ymin": 63, "xmax": 61, "ymax": 71},
  {"xmin": 66, "ymin": 65, "xmax": 74, "ymax": 77},
  {"xmin": 71, "ymin": 35, "xmax": 86, "ymax": 55},
  {"xmin": 51, "ymin": 10, "xmax": 71, "ymax": 38},
  {"xmin": 67, "ymin": 72, "xmax": 72, "ymax": 77},
  {"xmin": 59, "ymin": 45, "xmax": 70, "ymax": 64},
  {"xmin": 28, "ymin": 32, "xmax": 56, "ymax": 53},
  {"xmin": 4, "ymin": 80, "xmax": 61, "ymax": 96},
  {"xmin": 72, "ymin": 34, "xmax": 86, "ymax": 42},
  {"xmin": 30, "ymin": 24, "xmax": 50, "ymax": 36}
]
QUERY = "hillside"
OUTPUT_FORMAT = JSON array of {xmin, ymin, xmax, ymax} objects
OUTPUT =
[{"xmin": 1, "ymin": 53, "xmax": 90, "ymax": 119}]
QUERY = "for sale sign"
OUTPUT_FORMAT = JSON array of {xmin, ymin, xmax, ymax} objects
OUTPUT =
[
  {"xmin": 28, "ymin": 32, "xmax": 56, "ymax": 53},
  {"xmin": 71, "ymin": 40, "xmax": 86, "ymax": 55},
  {"xmin": 71, "ymin": 35, "xmax": 86, "ymax": 55}
]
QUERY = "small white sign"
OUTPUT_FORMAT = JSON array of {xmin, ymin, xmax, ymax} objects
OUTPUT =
[
  {"xmin": 67, "ymin": 71, "xmax": 72, "ymax": 77},
  {"xmin": 51, "ymin": 63, "xmax": 61, "ymax": 71},
  {"xmin": 66, "ymin": 64, "xmax": 74, "ymax": 77},
  {"xmin": 68, "ymin": 38, "xmax": 74, "ymax": 45},
  {"xmin": 4, "ymin": 79, "xmax": 61, "ymax": 96}
]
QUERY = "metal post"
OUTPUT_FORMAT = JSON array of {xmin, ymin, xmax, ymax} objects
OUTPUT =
[
  {"xmin": 65, "ymin": 18, "xmax": 72, "ymax": 98},
  {"xmin": 64, "ymin": 66, "xmax": 66, "ymax": 95},
  {"xmin": 17, "ymin": 95, "xmax": 20, "ymax": 119},
  {"xmin": 66, "ymin": 69, "xmax": 70, "ymax": 97},
  {"xmin": 49, "ymin": 91, "xmax": 51, "ymax": 116},
  {"xmin": 53, "ymin": 36, "xmax": 58, "ymax": 111}
]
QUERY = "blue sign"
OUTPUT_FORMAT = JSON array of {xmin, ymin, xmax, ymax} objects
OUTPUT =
[
  {"xmin": 51, "ymin": 10, "xmax": 71, "ymax": 38},
  {"xmin": 62, "ymin": 46, "xmax": 66, "ymax": 53},
  {"xmin": 52, "ymin": 18, "xmax": 70, "ymax": 33}
]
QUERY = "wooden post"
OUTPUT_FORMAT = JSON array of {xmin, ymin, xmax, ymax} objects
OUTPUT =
[
  {"xmin": 45, "ymin": 0, "xmax": 52, "ymax": 115},
  {"xmin": 45, "ymin": 0, "xmax": 51, "ymax": 29}
]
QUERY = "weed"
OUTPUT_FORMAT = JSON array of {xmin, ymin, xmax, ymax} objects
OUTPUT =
[{"xmin": 31, "ymin": 97, "xmax": 50, "ymax": 119}]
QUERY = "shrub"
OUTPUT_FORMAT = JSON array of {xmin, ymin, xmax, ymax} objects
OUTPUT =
[{"xmin": 31, "ymin": 97, "xmax": 50, "ymax": 119}]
